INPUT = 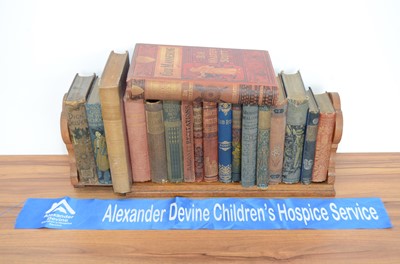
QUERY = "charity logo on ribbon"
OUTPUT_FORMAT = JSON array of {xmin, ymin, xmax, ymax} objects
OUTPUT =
[{"xmin": 15, "ymin": 197, "xmax": 392, "ymax": 230}]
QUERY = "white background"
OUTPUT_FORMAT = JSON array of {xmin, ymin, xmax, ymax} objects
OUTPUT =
[{"xmin": 1, "ymin": 0, "xmax": 399, "ymax": 154}]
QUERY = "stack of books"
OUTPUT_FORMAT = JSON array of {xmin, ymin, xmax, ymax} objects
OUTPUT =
[{"xmin": 61, "ymin": 43, "xmax": 341, "ymax": 194}]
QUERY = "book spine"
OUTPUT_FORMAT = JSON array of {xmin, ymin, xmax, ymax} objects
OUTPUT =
[
  {"xmin": 193, "ymin": 101, "xmax": 204, "ymax": 182},
  {"xmin": 312, "ymin": 112, "xmax": 336, "ymax": 182},
  {"xmin": 300, "ymin": 110, "xmax": 319, "ymax": 184},
  {"xmin": 231, "ymin": 104, "xmax": 242, "ymax": 182},
  {"xmin": 66, "ymin": 102, "xmax": 98, "ymax": 185},
  {"xmin": 163, "ymin": 100, "xmax": 184, "ymax": 182},
  {"xmin": 256, "ymin": 105, "xmax": 271, "ymax": 188},
  {"xmin": 181, "ymin": 101, "xmax": 195, "ymax": 182},
  {"xmin": 202, "ymin": 101, "xmax": 218, "ymax": 182},
  {"xmin": 124, "ymin": 96, "xmax": 151, "ymax": 182},
  {"xmin": 282, "ymin": 100, "xmax": 308, "ymax": 184},
  {"xmin": 86, "ymin": 102, "xmax": 111, "ymax": 185},
  {"xmin": 241, "ymin": 105, "xmax": 258, "ymax": 187},
  {"xmin": 218, "ymin": 103, "xmax": 232, "ymax": 183},
  {"xmin": 268, "ymin": 104, "xmax": 287, "ymax": 184},
  {"xmin": 145, "ymin": 100, "xmax": 168, "ymax": 183}
]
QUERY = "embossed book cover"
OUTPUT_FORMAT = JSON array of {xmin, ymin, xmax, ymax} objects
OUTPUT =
[{"xmin": 128, "ymin": 43, "xmax": 278, "ymax": 106}]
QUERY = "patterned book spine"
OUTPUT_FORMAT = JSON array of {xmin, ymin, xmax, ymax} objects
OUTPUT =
[
  {"xmin": 268, "ymin": 104, "xmax": 287, "ymax": 184},
  {"xmin": 282, "ymin": 101, "xmax": 308, "ymax": 184},
  {"xmin": 256, "ymin": 105, "xmax": 271, "ymax": 188},
  {"xmin": 86, "ymin": 87, "xmax": 111, "ymax": 184},
  {"xmin": 124, "ymin": 94, "xmax": 151, "ymax": 182},
  {"xmin": 301, "ymin": 91, "xmax": 320, "ymax": 184},
  {"xmin": 145, "ymin": 100, "xmax": 168, "ymax": 183},
  {"xmin": 163, "ymin": 100, "xmax": 184, "ymax": 182},
  {"xmin": 241, "ymin": 105, "xmax": 259, "ymax": 187},
  {"xmin": 218, "ymin": 103, "xmax": 232, "ymax": 183},
  {"xmin": 193, "ymin": 101, "xmax": 204, "ymax": 182},
  {"xmin": 202, "ymin": 101, "xmax": 218, "ymax": 182},
  {"xmin": 231, "ymin": 104, "xmax": 242, "ymax": 182},
  {"xmin": 181, "ymin": 101, "xmax": 195, "ymax": 182},
  {"xmin": 312, "ymin": 105, "xmax": 336, "ymax": 182}
]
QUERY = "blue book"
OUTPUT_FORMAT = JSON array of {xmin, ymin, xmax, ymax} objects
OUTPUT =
[
  {"xmin": 85, "ymin": 77, "xmax": 112, "ymax": 184},
  {"xmin": 256, "ymin": 105, "xmax": 271, "ymax": 188},
  {"xmin": 241, "ymin": 105, "xmax": 258, "ymax": 187},
  {"xmin": 218, "ymin": 103, "xmax": 232, "ymax": 183}
]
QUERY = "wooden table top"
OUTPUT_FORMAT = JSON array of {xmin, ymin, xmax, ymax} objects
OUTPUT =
[{"xmin": 0, "ymin": 153, "xmax": 399, "ymax": 263}]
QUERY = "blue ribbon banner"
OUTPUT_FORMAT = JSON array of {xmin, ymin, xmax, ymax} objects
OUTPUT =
[{"xmin": 15, "ymin": 197, "xmax": 392, "ymax": 230}]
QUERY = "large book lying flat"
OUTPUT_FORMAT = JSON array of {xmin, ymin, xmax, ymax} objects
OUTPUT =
[{"xmin": 127, "ymin": 43, "xmax": 279, "ymax": 106}]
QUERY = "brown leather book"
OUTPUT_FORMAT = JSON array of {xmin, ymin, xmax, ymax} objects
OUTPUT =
[
  {"xmin": 124, "ymin": 92, "xmax": 151, "ymax": 182},
  {"xmin": 193, "ymin": 101, "xmax": 204, "ymax": 182},
  {"xmin": 127, "ymin": 43, "xmax": 278, "ymax": 106},
  {"xmin": 145, "ymin": 100, "xmax": 168, "ymax": 183},
  {"xmin": 312, "ymin": 92, "xmax": 336, "ymax": 182},
  {"xmin": 181, "ymin": 101, "xmax": 195, "ymax": 182},
  {"xmin": 99, "ymin": 51, "xmax": 132, "ymax": 194},
  {"xmin": 202, "ymin": 101, "xmax": 218, "ymax": 182}
]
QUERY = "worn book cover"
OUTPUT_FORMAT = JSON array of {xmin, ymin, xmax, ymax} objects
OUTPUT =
[
  {"xmin": 231, "ymin": 104, "xmax": 242, "ymax": 182},
  {"xmin": 86, "ymin": 77, "xmax": 112, "ymax": 185},
  {"xmin": 202, "ymin": 101, "xmax": 218, "ymax": 182},
  {"xmin": 193, "ymin": 101, "xmax": 204, "ymax": 182},
  {"xmin": 241, "ymin": 105, "xmax": 259, "ymax": 187},
  {"xmin": 128, "ymin": 43, "xmax": 278, "ymax": 106},
  {"xmin": 281, "ymin": 71, "xmax": 309, "ymax": 184},
  {"xmin": 312, "ymin": 92, "xmax": 336, "ymax": 182},
  {"xmin": 181, "ymin": 101, "xmax": 196, "ymax": 182},
  {"xmin": 301, "ymin": 88, "xmax": 319, "ymax": 184},
  {"xmin": 163, "ymin": 100, "xmax": 184, "ymax": 182},
  {"xmin": 268, "ymin": 76, "xmax": 287, "ymax": 184},
  {"xmin": 65, "ymin": 73, "xmax": 98, "ymax": 185},
  {"xmin": 218, "ymin": 103, "xmax": 232, "ymax": 183},
  {"xmin": 99, "ymin": 51, "xmax": 132, "ymax": 194},
  {"xmin": 145, "ymin": 100, "xmax": 168, "ymax": 183},
  {"xmin": 256, "ymin": 105, "xmax": 271, "ymax": 188}
]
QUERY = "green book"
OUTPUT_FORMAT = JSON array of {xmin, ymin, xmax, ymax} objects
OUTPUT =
[
  {"xmin": 241, "ymin": 104, "xmax": 258, "ymax": 187},
  {"xmin": 256, "ymin": 105, "xmax": 271, "ymax": 188},
  {"xmin": 163, "ymin": 100, "xmax": 184, "ymax": 182}
]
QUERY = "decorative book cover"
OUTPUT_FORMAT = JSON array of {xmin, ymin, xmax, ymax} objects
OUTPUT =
[
  {"xmin": 268, "ymin": 76, "xmax": 287, "ymax": 184},
  {"xmin": 241, "ymin": 105, "xmax": 259, "ymax": 187},
  {"xmin": 65, "ymin": 73, "xmax": 98, "ymax": 185},
  {"xmin": 86, "ymin": 77, "xmax": 112, "ymax": 185},
  {"xmin": 300, "ymin": 88, "xmax": 319, "ymax": 184},
  {"xmin": 312, "ymin": 92, "xmax": 336, "ymax": 182},
  {"xmin": 181, "ymin": 101, "xmax": 195, "ymax": 182},
  {"xmin": 193, "ymin": 101, "xmax": 204, "ymax": 182},
  {"xmin": 128, "ymin": 43, "xmax": 278, "ymax": 106},
  {"xmin": 145, "ymin": 100, "xmax": 168, "ymax": 183},
  {"xmin": 123, "ymin": 91, "xmax": 151, "ymax": 182},
  {"xmin": 231, "ymin": 104, "xmax": 242, "ymax": 182},
  {"xmin": 280, "ymin": 71, "xmax": 309, "ymax": 184},
  {"xmin": 163, "ymin": 100, "xmax": 184, "ymax": 182},
  {"xmin": 256, "ymin": 105, "xmax": 271, "ymax": 188},
  {"xmin": 99, "ymin": 51, "xmax": 132, "ymax": 194},
  {"xmin": 218, "ymin": 103, "xmax": 232, "ymax": 183},
  {"xmin": 202, "ymin": 101, "xmax": 218, "ymax": 182}
]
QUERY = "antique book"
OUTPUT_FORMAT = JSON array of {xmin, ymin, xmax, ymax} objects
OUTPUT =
[
  {"xmin": 231, "ymin": 104, "xmax": 242, "ymax": 182},
  {"xmin": 300, "ymin": 88, "xmax": 320, "ymax": 184},
  {"xmin": 99, "ymin": 51, "xmax": 132, "ymax": 194},
  {"xmin": 218, "ymin": 103, "xmax": 232, "ymax": 183},
  {"xmin": 145, "ymin": 100, "xmax": 168, "ymax": 183},
  {"xmin": 60, "ymin": 93, "xmax": 78, "ymax": 186},
  {"xmin": 128, "ymin": 43, "xmax": 278, "ymax": 106},
  {"xmin": 181, "ymin": 101, "xmax": 195, "ymax": 182},
  {"xmin": 202, "ymin": 101, "xmax": 218, "ymax": 182},
  {"xmin": 241, "ymin": 105, "xmax": 258, "ymax": 187},
  {"xmin": 281, "ymin": 71, "xmax": 309, "ymax": 184},
  {"xmin": 65, "ymin": 73, "xmax": 98, "ymax": 185},
  {"xmin": 256, "ymin": 105, "xmax": 271, "ymax": 188},
  {"xmin": 163, "ymin": 100, "xmax": 184, "ymax": 183},
  {"xmin": 193, "ymin": 101, "xmax": 204, "ymax": 182},
  {"xmin": 312, "ymin": 92, "xmax": 336, "ymax": 182},
  {"xmin": 86, "ymin": 77, "xmax": 112, "ymax": 185},
  {"xmin": 123, "ymin": 90, "xmax": 151, "ymax": 182},
  {"xmin": 268, "ymin": 76, "xmax": 287, "ymax": 184}
]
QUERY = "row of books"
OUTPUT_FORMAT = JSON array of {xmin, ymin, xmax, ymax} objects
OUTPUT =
[{"xmin": 62, "ymin": 43, "xmax": 338, "ymax": 194}]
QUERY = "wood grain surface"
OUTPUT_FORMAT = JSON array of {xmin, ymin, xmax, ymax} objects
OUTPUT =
[{"xmin": 0, "ymin": 153, "xmax": 399, "ymax": 263}]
